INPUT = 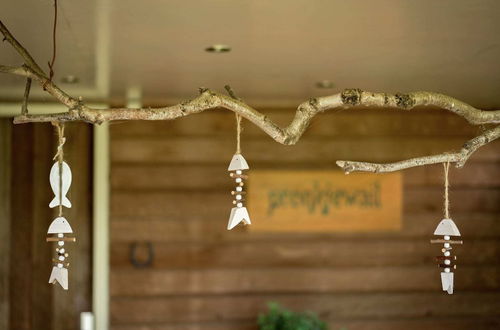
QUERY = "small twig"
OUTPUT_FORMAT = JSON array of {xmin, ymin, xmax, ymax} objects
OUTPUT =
[
  {"xmin": 21, "ymin": 77, "xmax": 31, "ymax": 115},
  {"xmin": 224, "ymin": 85, "xmax": 241, "ymax": 101},
  {"xmin": 0, "ymin": 21, "xmax": 46, "ymax": 76},
  {"xmin": 336, "ymin": 125, "xmax": 500, "ymax": 173},
  {"xmin": 0, "ymin": 65, "xmax": 78, "ymax": 110}
]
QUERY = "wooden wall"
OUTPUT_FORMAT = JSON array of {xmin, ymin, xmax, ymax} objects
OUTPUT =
[
  {"xmin": 0, "ymin": 121, "xmax": 93, "ymax": 330},
  {"xmin": 109, "ymin": 108, "xmax": 500, "ymax": 330}
]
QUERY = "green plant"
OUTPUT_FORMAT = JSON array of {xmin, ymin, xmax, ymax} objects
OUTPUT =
[{"xmin": 258, "ymin": 302, "xmax": 327, "ymax": 330}]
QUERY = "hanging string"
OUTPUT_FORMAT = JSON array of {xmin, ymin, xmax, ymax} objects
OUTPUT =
[
  {"xmin": 235, "ymin": 113, "xmax": 242, "ymax": 154},
  {"xmin": 443, "ymin": 161, "xmax": 450, "ymax": 219},
  {"xmin": 48, "ymin": 0, "xmax": 58, "ymax": 82},
  {"xmin": 53, "ymin": 122, "xmax": 65, "ymax": 217}
]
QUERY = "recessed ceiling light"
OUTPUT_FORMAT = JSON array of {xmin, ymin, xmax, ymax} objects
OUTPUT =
[
  {"xmin": 205, "ymin": 44, "xmax": 231, "ymax": 53},
  {"xmin": 61, "ymin": 75, "xmax": 79, "ymax": 84},
  {"xmin": 315, "ymin": 80, "xmax": 335, "ymax": 89}
]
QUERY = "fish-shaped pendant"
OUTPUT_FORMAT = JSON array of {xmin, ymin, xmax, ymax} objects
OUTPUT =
[
  {"xmin": 430, "ymin": 218, "xmax": 462, "ymax": 294},
  {"xmin": 47, "ymin": 216, "xmax": 75, "ymax": 290},
  {"xmin": 227, "ymin": 153, "xmax": 251, "ymax": 230},
  {"xmin": 49, "ymin": 161, "xmax": 72, "ymax": 208}
]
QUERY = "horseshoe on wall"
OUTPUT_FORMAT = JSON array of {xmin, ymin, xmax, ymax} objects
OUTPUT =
[{"xmin": 129, "ymin": 242, "xmax": 154, "ymax": 268}]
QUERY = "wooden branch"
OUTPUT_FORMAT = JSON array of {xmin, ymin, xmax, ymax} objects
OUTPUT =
[
  {"xmin": 0, "ymin": 20, "xmax": 46, "ymax": 76},
  {"xmin": 21, "ymin": 77, "xmax": 31, "ymax": 115},
  {"xmin": 1, "ymin": 20, "xmax": 499, "ymax": 173},
  {"xmin": 336, "ymin": 125, "xmax": 500, "ymax": 173},
  {"xmin": 0, "ymin": 65, "xmax": 79, "ymax": 109}
]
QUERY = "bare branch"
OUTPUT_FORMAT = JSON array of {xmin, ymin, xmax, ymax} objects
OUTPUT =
[
  {"xmin": 337, "ymin": 125, "xmax": 500, "ymax": 173},
  {"xmin": 0, "ymin": 20, "xmax": 46, "ymax": 76},
  {"xmin": 0, "ymin": 65, "xmax": 78, "ymax": 109},
  {"xmin": 21, "ymin": 77, "xmax": 31, "ymax": 115},
  {"xmin": 1, "ymin": 19, "xmax": 499, "ymax": 173}
]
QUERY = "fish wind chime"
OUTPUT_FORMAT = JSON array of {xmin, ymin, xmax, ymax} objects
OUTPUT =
[
  {"xmin": 46, "ymin": 123, "xmax": 75, "ymax": 290},
  {"xmin": 430, "ymin": 162, "xmax": 462, "ymax": 294},
  {"xmin": 227, "ymin": 114, "xmax": 251, "ymax": 230}
]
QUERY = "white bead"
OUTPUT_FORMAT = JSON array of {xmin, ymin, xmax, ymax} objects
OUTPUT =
[
  {"xmin": 236, "ymin": 195, "xmax": 242, "ymax": 200},
  {"xmin": 237, "ymin": 202, "xmax": 243, "ymax": 208},
  {"xmin": 444, "ymin": 259, "xmax": 451, "ymax": 265},
  {"xmin": 444, "ymin": 251, "xmax": 450, "ymax": 256},
  {"xmin": 236, "ymin": 170, "xmax": 242, "ymax": 175},
  {"xmin": 444, "ymin": 235, "xmax": 450, "ymax": 240},
  {"xmin": 58, "ymin": 241, "xmax": 65, "ymax": 246},
  {"xmin": 59, "ymin": 248, "xmax": 65, "ymax": 253},
  {"xmin": 444, "ymin": 268, "xmax": 450, "ymax": 273},
  {"xmin": 235, "ymin": 178, "xmax": 242, "ymax": 183},
  {"xmin": 57, "ymin": 233, "xmax": 64, "ymax": 238},
  {"xmin": 59, "ymin": 256, "xmax": 65, "ymax": 261},
  {"xmin": 57, "ymin": 263, "xmax": 63, "ymax": 268},
  {"xmin": 444, "ymin": 243, "xmax": 450, "ymax": 248},
  {"xmin": 236, "ymin": 187, "xmax": 243, "ymax": 192}
]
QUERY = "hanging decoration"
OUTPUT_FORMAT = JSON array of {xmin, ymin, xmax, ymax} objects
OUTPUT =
[
  {"xmin": 46, "ymin": 123, "xmax": 75, "ymax": 290},
  {"xmin": 227, "ymin": 114, "xmax": 251, "ymax": 230},
  {"xmin": 430, "ymin": 162, "xmax": 462, "ymax": 294}
]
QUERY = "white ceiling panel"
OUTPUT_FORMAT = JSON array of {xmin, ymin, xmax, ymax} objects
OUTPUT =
[{"xmin": 1, "ymin": 0, "xmax": 499, "ymax": 108}]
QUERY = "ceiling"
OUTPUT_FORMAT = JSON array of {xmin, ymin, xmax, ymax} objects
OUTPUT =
[{"xmin": 1, "ymin": 0, "xmax": 499, "ymax": 108}]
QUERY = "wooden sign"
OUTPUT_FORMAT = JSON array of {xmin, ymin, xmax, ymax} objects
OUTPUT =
[{"xmin": 247, "ymin": 170, "xmax": 402, "ymax": 232}]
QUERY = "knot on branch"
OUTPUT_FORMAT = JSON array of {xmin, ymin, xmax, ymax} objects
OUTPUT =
[
  {"xmin": 198, "ymin": 87, "xmax": 210, "ymax": 95},
  {"xmin": 341, "ymin": 89, "xmax": 363, "ymax": 106},
  {"xmin": 308, "ymin": 98, "xmax": 320, "ymax": 112},
  {"xmin": 395, "ymin": 93, "xmax": 415, "ymax": 109}
]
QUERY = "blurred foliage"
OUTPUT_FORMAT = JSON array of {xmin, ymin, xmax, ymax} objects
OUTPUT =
[{"xmin": 258, "ymin": 302, "xmax": 327, "ymax": 330}]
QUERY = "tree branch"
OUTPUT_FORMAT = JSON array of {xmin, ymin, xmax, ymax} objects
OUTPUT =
[
  {"xmin": 0, "ymin": 20, "xmax": 46, "ymax": 76},
  {"xmin": 0, "ymin": 64, "xmax": 78, "ymax": 109},
  {"xmin": 21, "ymin": 77, "xmax": 31, "ymax": 115},
  {"xmin": 0, "ymin": 20, "xmax": 499, "ymax": 173},
  {"xmin": 336, "ymin": 125, "xmax": 500, "ymax": 173}
]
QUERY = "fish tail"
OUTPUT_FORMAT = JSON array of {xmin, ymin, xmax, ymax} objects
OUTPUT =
[{"xmin": 49, "ymin": 196, "xmax": 72, "ymax": 208}]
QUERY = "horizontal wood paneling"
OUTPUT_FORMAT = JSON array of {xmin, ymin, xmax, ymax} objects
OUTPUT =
[
  {"xmin": 112, "ymin": 318, "xmax": 500, "ymax": 330},
  {"xmin": 111, "ymin": 161, "xmax": 500, "ymax": 190},
  {"xmin": 110, "ymin": 292, "xmax": 500, "ymax": 323},
  {"xmin": 110, "ymin": 110, "xmax": 500, "ymax": 328},
  {"xmin": 110, "ymin": 239, "xmax": 500, "ymax": 269},
  {"xmin": 110, "ymin": 266, "xmax": 500, "ymax": 296},
  {"xmin": 110, "ymin": 212, "xmax": 500, "ymax": 242},
  {"xmin": 110, "ymin": 188, "xmax": 500, "ymax": 220},
  {"xmin": 111, "ymin": 136, "xmax": 500, "ymax": 164}
]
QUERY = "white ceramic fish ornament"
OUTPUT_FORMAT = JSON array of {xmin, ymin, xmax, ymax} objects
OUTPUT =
[
  {"xmin": 227, "ymin": 154, "xmax": 251, "ymax": 230},
  {"xmin": 47, "ymin": 216, "xmax": 75, "ymax": 290},
  {"xmin": 49, "ymin": 161, "xmax": 72, "ymax": 208},
  {"xmin": 431, "ymin": 218, "xmax": 462, "ymax": 294}
]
